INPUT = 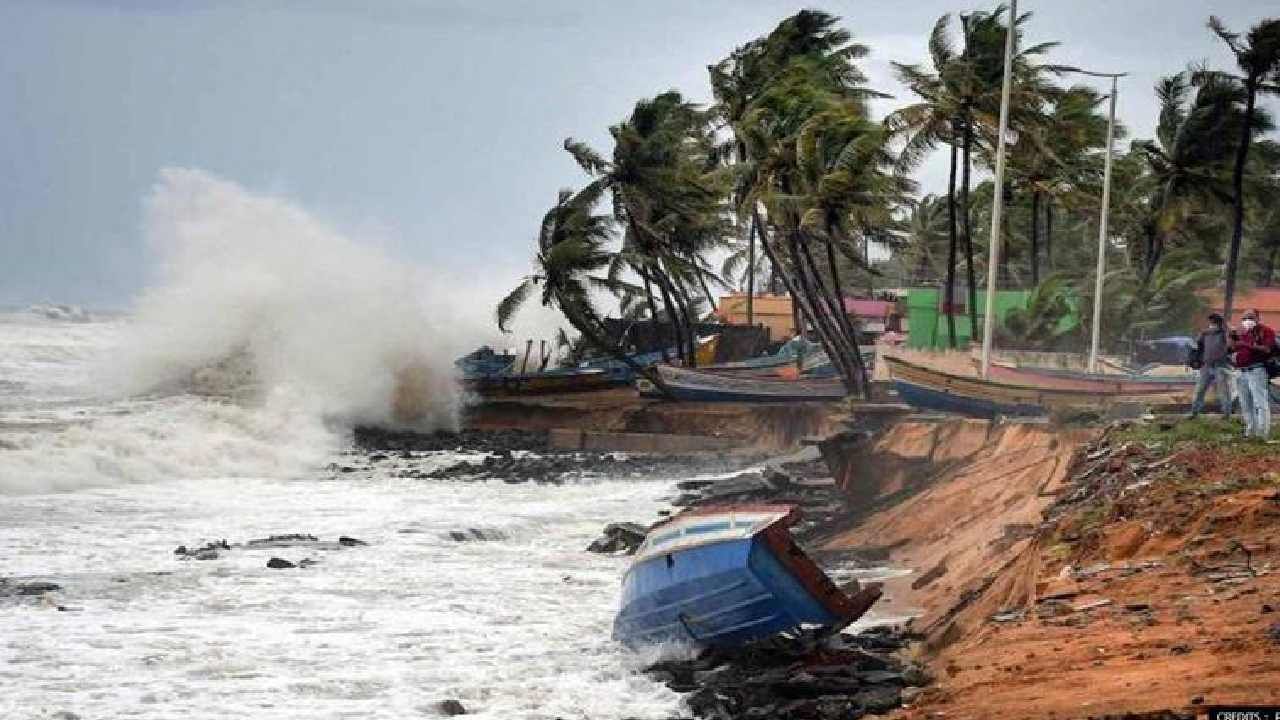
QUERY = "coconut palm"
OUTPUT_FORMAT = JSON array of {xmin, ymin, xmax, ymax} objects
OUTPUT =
[
  {"xmin": 709, "ymin": 10, "xmax": 889, "ymax": 396},
  {"xmin": 890, "ymin": 195, "xmax": 952, "ymax": 285},
  {"xmin": 889, "ymin": 14, "xmax": 966, "ymax": 346},
  {"xmin": 1129, "ymin": 72, "xmax": 1244, "ymax": 280},
  {"xmin": 496, "ymin": 187, "xmax": 666, "ymax": 391},
  {"xmin": 892, "ymin": 4, "xmax": 1059, "ymax": 341},
  {"xmin": 1006, "ymin": 85, "xmax": 1112, "ymax": 285},
  {"xmin": 1200, "ymin": 16, "xmax": 1280, "ymax": 320},
  {"xmin": 564, "ymin": 91, "xmax": 731, "ymax": 366}
]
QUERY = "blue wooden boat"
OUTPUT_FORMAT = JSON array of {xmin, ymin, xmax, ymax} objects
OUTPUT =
[
  {"xmin": 578, "ymin": 350, "xmax": 668, "ymax": 383},
  {"xmin": 614, "ymin": 505, "xmax": 881, "ymax": 648},
  {"xmin": 455, "ymin": 346, "xmax": 515, "ymax": 379},
  {"xmin": 636, "ymin": 365, "xmax": 847, "ymax": 402}
]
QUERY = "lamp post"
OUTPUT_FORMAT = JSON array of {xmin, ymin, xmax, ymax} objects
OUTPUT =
[
  {"xmin": 979, "ymin": 0, "xmax": 1017, "ymax": 378},
  {"xmin": 1069, "ymin": 70, "xmax": 1127, "ymax": 373}
]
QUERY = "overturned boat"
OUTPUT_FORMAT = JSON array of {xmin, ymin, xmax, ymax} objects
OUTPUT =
[{"xmin": 613, "ymin": 505, "xmax": 880, "ymax": 648}]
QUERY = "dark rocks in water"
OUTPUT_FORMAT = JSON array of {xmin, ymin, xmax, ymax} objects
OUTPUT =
[
  {"xmin": 642, "ymin": 627, "xmax": 916, "ymax": 720},
  {"xmin": 446, "ymin": 528, "xmax": 509, "ymax": 542},
  {"xmin": 0, "ymin": 579, "xmax": 62, "ymax": 597},
  {"xmin": 266, "ymin": 557, "xmax": 296, "ymax": 569},
  {"xmin": 586, "ymin": 522, "xmax": 648, "ymax": 554},
  {"xmin": 353, "ymin": 426, "xmax": 550, "ymax": 454},
  {"xmin": 174, "ymin": 540, "xmax": 229, "ymax": 561},
  {"xmin": 247, "ymin": 534, "xmax": 319, "ymax": 547},
  {"xmin": 176, "ymin": 534, "xmax": 369, "ymax": 562},
  {"xmin": 434, "ymin": 699, "xmax": 467, "ymax": 716}
]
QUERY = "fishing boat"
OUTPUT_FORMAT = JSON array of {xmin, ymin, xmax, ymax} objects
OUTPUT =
[
  {"xmin": 886, "ymin": 356, "xmax": 1191, "ymax": 418},
  {"xmin": 578, "ymin": 350, "xmax": 668, "ymax": 383},
  {"xmin": 637, "ymin": 364, "xmax": 847, "ymax": 402},
  {"xmin": 466, "ymin": 367, "xmax": 619, "ymax": 396},
  {"xmin": 613, "ymin": 505, "xmax": 881, "ymax": 648},
  {"xmin": 985, "ymin": 362, "xmax": 1196, "ymax": 394}
]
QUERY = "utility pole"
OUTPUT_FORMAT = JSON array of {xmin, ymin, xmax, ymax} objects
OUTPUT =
[
  {"xmin": 1085, "ymin": 72, "xmax": 1124, "ymax": 373},
  {"xmin": 979, "ymin": 0, "xmax": 1017, "ymax": 378}
]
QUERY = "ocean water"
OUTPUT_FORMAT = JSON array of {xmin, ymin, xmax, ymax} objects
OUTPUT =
[{"xmin": 0, "ymin": 310, "xmax": 686, "ymax": 720}]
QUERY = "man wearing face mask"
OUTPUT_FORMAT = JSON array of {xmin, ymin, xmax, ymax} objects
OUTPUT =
[
  {"xmin": 1190, "ymin": 312, "xmax": 1232, "ymax": 419},
  {"xmin": 1231, "ymin": 309, "xmax": 1275, "ymax": 438}
]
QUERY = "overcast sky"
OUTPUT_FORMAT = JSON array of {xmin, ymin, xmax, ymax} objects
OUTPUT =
[{"xmin": 2, "ymin": 0, "xmax": 1275, "ymax": 310}]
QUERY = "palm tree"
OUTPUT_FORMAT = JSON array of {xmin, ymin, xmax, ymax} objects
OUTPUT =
[
  {"xmin": 1202, "ymin": 16, "xmax": 1280, "ymax": 320},
  {"xmin": 957, "ymin": 4, "xmax": 1061, "ymax": 294},
  {"xmin": 1007, "ymin": 85, "xmax": 1112, "ymax": 285},
  {"xmin": 1129, "ymin": 73, "xmax": 1243, "ymax": 281},
  {"xmin": 709, "ymin": 10, "xmax": 890, "ymax": 397},
  {"xmin": 890, "ymin": 195, "xmax": 951, "ymax": 285},
  {"xmin": 564, "ymin": 91, "xmax": 731, "ymax": 366},
  {"xmin": 889, "ymin": 14, "xmax": 965, "ymax": 346},
  {"xmin": 734, "ymin": 14, "xmax": 895, "ymax": 397},
  {"xmin": 496, "ymin": 187, "xmax": 667, "ymax": 392},
  {"xmin": 892, "ymin": 4, "xmax": 1058, "ymax": 340}
]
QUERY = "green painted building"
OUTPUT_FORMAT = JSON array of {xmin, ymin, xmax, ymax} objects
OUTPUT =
[{"xmin": 905, "ymin": 287, "xmax": 1053, "ymax": 349}]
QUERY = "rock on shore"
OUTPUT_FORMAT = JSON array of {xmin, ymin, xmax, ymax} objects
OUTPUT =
[{"xmin": 645, "ymin": 627, "xmax": 927, "ymax": 720}]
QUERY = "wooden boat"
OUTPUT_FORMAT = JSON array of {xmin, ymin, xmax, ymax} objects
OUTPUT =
[
  {"xmin": 613, "ymin": 505, "xmax": 881, "ymax": 648},
  {"xmin": 885, "ymin": 356, "xmax": 1191, "ymax": 418},
  {"xmin": 637, "ymin": 365, "xmax": 847, "ymax": 402},
  {"xmin": 465, "ymin": 367, "xmax": 619, "ymax": 397},
  {"xmin": 986, "ymin": 362, "xmax": 1196, "ymax": 394}
]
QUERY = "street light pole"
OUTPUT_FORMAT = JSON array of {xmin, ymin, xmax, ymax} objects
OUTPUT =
[
  {"xmin": 979, "ymin": 0, "xmax": 1017, "ymax": 378},
  {"xmin": 1086, "ymin": 72, "xmax": 1124, "ymax": 373}
]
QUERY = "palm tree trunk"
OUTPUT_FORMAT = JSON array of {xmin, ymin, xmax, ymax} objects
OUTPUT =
[
  {"xmin": 652, "ymin": 268, "xmax": 687, "ymax": 364},
  {"xmin": 791, "ymin": 231, "xmax": 859, "ymax": 390},
  {"xmin": 944, "ymin": 132, "xmax": 960, "ymax": 348},
  {"xmin": 999, "ymin": 183, "xmax": 1013, "ymax": 288},
  {"xmin": 1264, "ymin": 242, "xmax": 1278, "ymax": 287},
  {"xmin": 752, "ymin": 210, "xmax": 852, "ymax": 392},
  {"xmin": 826, "ymin": 231, "xmax": 871, "ymax": 397},
  {"xmin": 1223, "ymin": 81, "xmax": 1257, "ymax": 322},
  {"xmin": 962, "ymin": 119, "xmax": 978, "ymax": 340},
  {"xmin": 639, "ymin": 270, "xmax": 669, "ymax": 362},
  {"xmin": 1030, "ymin": 191, "xmax": 1041, "ymax": 286},
  {"xmin": 802, "ymin": 238, "xmax": 857, "ymax": 365},
  {"xmin": 746, "ymin": 215, "xmax": 756, "ymax": 326},
  {"xmin": 668, "ymin": 273, "xmax": 700, "ymax": 367},
  {"xmin": 1045, "ymin": 200, "xmax": 1054, "ymax": 270}
]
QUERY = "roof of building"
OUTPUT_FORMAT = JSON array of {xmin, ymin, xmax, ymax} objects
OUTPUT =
[
  {"xmin": 1204, "ymin": 287, "xmax": 1280, "ymax": 322},
  {"xmin": 843, "ymin": 299, "xmax": 896, "ymax": 317}
]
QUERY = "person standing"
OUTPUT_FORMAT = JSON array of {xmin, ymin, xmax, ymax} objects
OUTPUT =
[
  {"xmin": 1231, "ymin": 309, "xmax": 1275, "ymax": 438},
  {"xmin": 1190, "ymin": 312, "xmax": 1233, "ymax": 418}
]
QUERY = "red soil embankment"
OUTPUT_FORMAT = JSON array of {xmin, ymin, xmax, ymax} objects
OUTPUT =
[
  {"xmin": 822, "ymin": 420, "xmax": 1088, "ymax": 628},
  {"xmin": 823, "ymin": 417, "xmax": 1280, "ymax": 718}
]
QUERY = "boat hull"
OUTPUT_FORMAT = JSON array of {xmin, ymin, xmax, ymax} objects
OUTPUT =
[
  {"xmin": 466, "ymin": 369, "xmax": 620, "ymax": 397},
  {"xmin": 886, "ymin": 356, "xmax": 1190, "ymax": 418},
  {"xmin": 987, "ymin": 363, "xmax": 1196, "ymax": 394},
  {"xmin": 614, "ymin": 506, "xmax": 878, "ymax": 648},
  {"xmin": 638, "ymin": 365, "xmax": 847, "ymax": 403}
]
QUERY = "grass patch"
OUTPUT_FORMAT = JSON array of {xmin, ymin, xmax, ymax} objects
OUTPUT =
[{"xmin": 1112, "ymin": 416, "xmax": 1246, "ymax": 449}]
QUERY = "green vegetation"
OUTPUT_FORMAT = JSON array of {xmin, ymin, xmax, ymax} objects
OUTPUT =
[{"xmin": 499, "ymin": 6, "xmax": 1280, "ymax": 377}]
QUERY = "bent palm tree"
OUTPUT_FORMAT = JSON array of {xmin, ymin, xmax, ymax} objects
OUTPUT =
[
  {"xmin": 496, "ymin": 188, "xmax": 669, "ymax": 395},
  {"xmin": 1201, "ymin": 16, "xmax": 1280, "ymax": 320}
]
